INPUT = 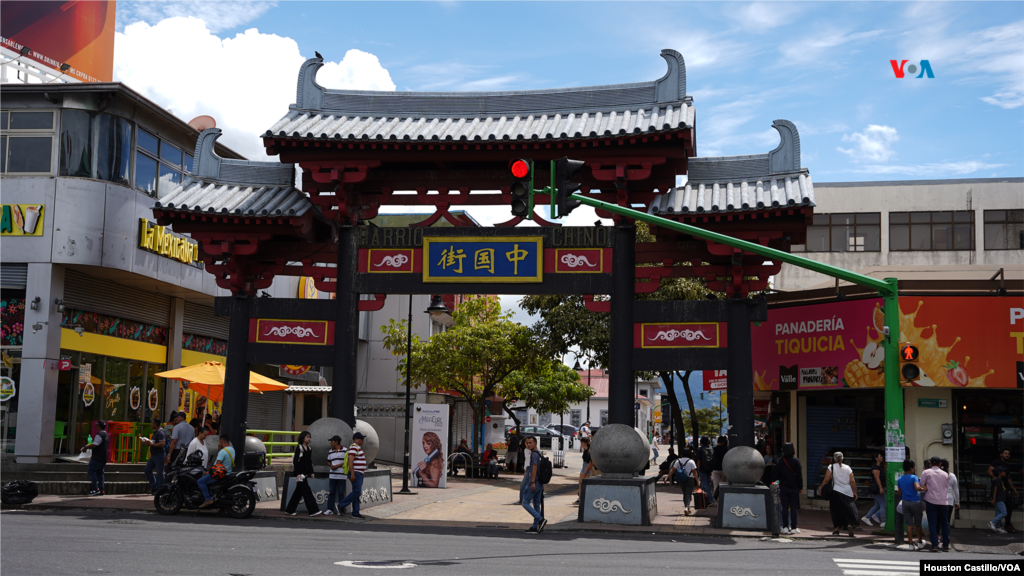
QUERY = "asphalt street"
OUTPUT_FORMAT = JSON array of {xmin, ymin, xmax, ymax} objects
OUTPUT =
[{"xmin": 3, "ymin": 509, "xmax": 1019, "ymax": 576}]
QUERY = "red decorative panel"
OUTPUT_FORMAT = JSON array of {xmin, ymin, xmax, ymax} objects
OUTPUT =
[
  {"xmin": 633, "ymin": 322, "xmax": 725, "ymax": 349},
  {"xmin": 544, "ymin": 248, "xmax": 611, "ymax": 273},
  {"xmin": 249, "ymin": 319, "xmax": 334, "ymax": 345},
  {"xmin": 358, "ymin": 248, "xmax": 420, "ymax": 273}
]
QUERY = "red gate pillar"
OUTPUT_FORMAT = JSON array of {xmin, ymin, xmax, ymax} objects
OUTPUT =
[
  {"xmin": 608, "ymin": 223, "xmax": 635, "ymax": 426},
  {"xmin": 332, "ymin": 225, "xmax": 359, "ymax": 427}
]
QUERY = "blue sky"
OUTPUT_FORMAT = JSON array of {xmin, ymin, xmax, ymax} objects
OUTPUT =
[{"xmin": 113, "ymin": 1, "xmax": 1023, "ymax": 334}]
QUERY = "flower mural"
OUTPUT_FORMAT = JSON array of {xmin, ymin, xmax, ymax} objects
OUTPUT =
[
  {"xmin": 1, "ymin": 299, "xmax": 25, "ymax": 346},
  {"xmin": 60, "ymin": 308, "xmax": 168, "ymax": 345}
]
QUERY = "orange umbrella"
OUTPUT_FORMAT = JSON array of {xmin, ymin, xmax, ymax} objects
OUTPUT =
[{"xmin": 155, "ymin": 361, "xmax": 286, "ymax": 402}]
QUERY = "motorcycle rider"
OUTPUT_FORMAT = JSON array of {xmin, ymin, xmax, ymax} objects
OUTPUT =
[{"xmin": 198, "ymin": 436, "xmax": 235, "ymax": 508}]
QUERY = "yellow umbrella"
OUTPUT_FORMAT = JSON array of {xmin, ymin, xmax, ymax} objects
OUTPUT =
[{"xmin": 155, "ymin": 361, "xmax": 286, "ymax": 402}]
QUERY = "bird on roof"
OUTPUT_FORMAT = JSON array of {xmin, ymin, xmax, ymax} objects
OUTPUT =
[{"xmin": 315, "ymin": 51, "xmax": 323, "ymax": 60}]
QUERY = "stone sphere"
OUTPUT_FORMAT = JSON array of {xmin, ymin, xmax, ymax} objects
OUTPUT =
[
  {"xmin": 722, "ymin": 446, "xmax": 765, "ymax": 486},
  {"xmin": 353, "ymin": 419, "xmax": 379, "ymax": 466},
  {"xmin": 634, "ymin": 427, "xmax": 652, "ymax": 472},
  {"xmin": 204, "ymin": 434, "xmax": 221, "ymax": 458},
  {"xmin": 306, "ymin": 417, "xmax": 353, "ymax": 473},
  {"xmin": 590, "ymin": 423, "xmax": 649, "ymax": 475},
  {"xmin": 244, "ymin": 436, "xmax": 267, "ymax": 455}
]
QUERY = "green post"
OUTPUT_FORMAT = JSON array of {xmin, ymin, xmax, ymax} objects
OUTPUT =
[
  {"xmin": 573, "ymin": 194, "xmax": 907, "ymax": 531},
  {"xmin": 550, "ymin": 160, "xmax": 557, "ymax": 218},
  {"xmin": 882, "ymin": 279, "xmax": 904, "ymax": 533}
]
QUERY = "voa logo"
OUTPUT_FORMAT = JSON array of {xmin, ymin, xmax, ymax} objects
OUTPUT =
[{"xmin": 891, "ymin": 60, "xmax": 934, "ymax": 78}]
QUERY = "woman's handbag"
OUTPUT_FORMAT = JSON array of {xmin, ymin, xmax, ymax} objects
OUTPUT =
[{"xmin": 820, "ymin": 464, "xmax": 835, "ymax": 499}]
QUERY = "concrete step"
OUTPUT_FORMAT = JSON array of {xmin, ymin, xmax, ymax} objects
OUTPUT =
[
  {"xmin": 30, "ymin": 481, "xmax": 151, "ymax": 496},
  {"xmin": 5, "ymin": 471, "xmax": 150, "ymax": 483}
]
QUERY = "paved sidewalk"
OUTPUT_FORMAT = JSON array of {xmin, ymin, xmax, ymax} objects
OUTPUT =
[{"xmin": 10, "ymin": 444, "xmax": 1022, "ymax": 556}]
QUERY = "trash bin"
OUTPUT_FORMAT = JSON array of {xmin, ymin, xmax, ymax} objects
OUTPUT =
[{"xmin": 553, "ymin": 450, "xmax": 565, "ymax": 468}]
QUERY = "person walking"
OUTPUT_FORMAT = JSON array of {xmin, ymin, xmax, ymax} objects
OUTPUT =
[
  {"xmin": 710, "ymin": 436, "xmax": 729, "ymax": 499},
  {"xmin": 579, "ymin": 422, "xmax": 591, "ymax": 452},
  {"xmin": 166, "ymin": 412, "xmax": 195, "ymax": 466},
  {"xmin": 664, "ymin": 448, "xmax": 697, "ymax": 515},
  {"xmin": 141, "ymin": 417, "xmax": 166, "ymax": 494},
  {"xmin": 696, "ymin": 437, "xmax": 715, "ymax": 505},
  {"xmin": 324, "ymin": 435, "xmax": 346, "ymax": 515},
  {"xmin": 988, "ymin": 449, "xmax": 1019, "ymax": 533},
  {"xmin": 84, "ymin": 421, "xmax": 109, "ymax": 496},
  {"xmin": 820, "ymin": 451, "xmax": 859, "ymax": 536},
  {"xmin": 862, "ymin": 451, "xmax": 886, "ymax": 527},
  {"xmin": 335, "ymin": 432, "xmax": 367, "ymax": 519},
  {"xmin": 505, "ymin": 430, "xmax": 519, "ymax": 474},
  {"xmin": 897, "ymin": 459, "xmax": 926, "ymax": 550},
  {"xmin": 521, "ymin": 436, "xmax": 546, "ymax": 533},
  {"xmin": 940, "ymin": 459, "xmax": 959, "ymax": 528},
  {"xmin": 991, "ymin": 467, "xmax": 1011, "ymax": 533},
  {"xmin": 284, "ymin": 431, "xmax": 322, "ymax": 517},
  {"xmin": 198, "ymin": 435, "xmax": 235, "ymax": 508},
  {"xmin": 773, "ymin": 442, "xmax": 803, "ymax": 534},
  {"xmin": 920, "ymin": 456, "xmax": 951, "ymax": 552},
  {"xmin": 184, "ymin": 426, "xmax": 210, "ymax": 469},
  {"xmin": 575, "ymin": 437, "xmax": 594, "ymax": 505}
]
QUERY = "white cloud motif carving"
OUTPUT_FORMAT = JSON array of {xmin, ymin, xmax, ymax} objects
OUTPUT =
[
  {"xmin": 560, "ymin": 254, "xmax": 597, "ymax": 268},
  {"xmin": 592, "ymin": 497, "xmax": 632, "ymax": 514},
  {"xmin": 730, "ymin": 506, "xmax": 759, "ymax": 518},
  {"xmin": 374, "ymin": 253, "xmax": 410, "ymax": 268},
  {"xmin": 648, "ymin": 329, "xmax": 711, "ymax": 342},
  {"xmin": 263, "ymin": 325, "xmax": 319, "ymax": 338}
]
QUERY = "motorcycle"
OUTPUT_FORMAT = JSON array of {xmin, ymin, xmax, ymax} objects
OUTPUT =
[{"xmin": 154, "ymin": 451, "xmax": 258, "ymax": 519}]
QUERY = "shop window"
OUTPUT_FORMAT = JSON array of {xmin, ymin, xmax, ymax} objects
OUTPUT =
[
  {"xmin": 104, "ymin": 357, "xmax": 129, "ymax": 422},
  {"xmin": 600, "ymin": 410, "xmax": 609, "ymax": 426},
  {"xmin": 571, "ymin": 409, "xmax": 581, "ymax": 428},
  {"xmin": 75, "ymin": 354, "xmax": 103, "ymax": 452},
  {"xmin": 134, "ymin": 128, "xmax": 188, "ymax": 198},
  {"xmin": 1, "ymin": 109, "xmax": 56, "ymax": 174},
  {"xmin": 793, "ymin": 213, "xmax": 880, "ymax": 252},
  {"xmin": 303, "ymin": 394, "xmax": 323, "ymax": 426},
  {"xmin": 890, "ymin": 211, "xmax": 975, "ymax": 251},
  {"xmin": 58, "ymin": 110, "xmax": 133, "ymax": 186},
  {"xmin": 984, "ymin": 210, "xmax": 1024, "ymax": 250},
  {"xmin": 145, "ymin": 363, "xmax": 165, "ymax": 423}
]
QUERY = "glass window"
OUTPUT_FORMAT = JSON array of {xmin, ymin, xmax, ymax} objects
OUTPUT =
[
  {"xmin": 10, "ymin": 111, "xmax": 53, "ymax": 130},
  {"xmin": 0, "ymin": 137, "xmax": 6, "ymax": 173},
  {"xmin": 7, "ymin": 137, "xmax": 52, "ymax": 173},
  {"xmin": 800, "ymin": 213, "xmax": 882, "ymax": 252},
  {"xmin": 135, "ymin": 152, "xmax": 157, "ymax": 194},
  {"xmin": 984, "ymin": 209, "xmax": 1024, "ymax": 250},
  {"xmin": 59, "ymin": 110, "xmax": 132, "ymax": 185},
  {"xmin": 137, "ymin": 130, "xmax": 159, "ymax": 155},
  {"xmin": 0, "ymin": 111, "xmax": 8, "ymax": 130},
  {"xmin": 160, "ymin": 142, "xmax": 182, "ymax": 166},
  {"xmin": 890, "ymin": 211, "xmax": 975, "ymax": 251},
  {"xmin": 127, "ymin": 362, "xmax": 146, "ymax": 423},
  {"xmin": 103, "ymin": 357, "xmax": 129, "ymax": 422},
  {"xmin": 145, "ymin": 364, "xmax": 165, "ymax": 423},
  {"xmin": 183, "ymin": 153, "xmax": 194, "ymax": 174},
  {"xmin": 157, "ymin": 164, "xmax": 181, "ymax": 197},
  {"xmin": 75, "ymin": 354, "xmax": 103, "ymax": 452}
]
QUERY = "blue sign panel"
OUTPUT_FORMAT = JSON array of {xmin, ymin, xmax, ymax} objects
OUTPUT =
[{"xmin": 423, "ymin": 236, "xmax": 543, "ymax": 283}]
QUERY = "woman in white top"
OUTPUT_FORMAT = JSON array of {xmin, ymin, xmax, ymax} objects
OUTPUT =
[
  {"xmin": 940, "ymin": 458, "xmax": 960, "ymax": 526},
  {"xmin": 819, "ymin": 451, "xmax": 859, "ymax": 536}
]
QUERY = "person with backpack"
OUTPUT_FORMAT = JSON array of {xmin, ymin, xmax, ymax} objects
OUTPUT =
[
  {"xmin": 696, "ymin": 437, "xmax": 715, "ymax": 505},
  {"xmin": 84, "ymin": 420, "xmax": 109, "ymax": 496},
  {"xmin": 324, "ymin": 435, "xmax": 347, "ymax": 515},
  {"xmin": 141, "ymin": 416, "xmax": 166, "ymax": 495},
  {"xmin": 664, "ymin": 448, "xmax": 698, "ymax": 515},
  {"xmin": 772, "ymin": 442, "xmax": 804, "ymax": 534},
  {"xmin": 521, "ymin": 436, "xmax": 547, "ymax": 533},
  {"xmin": 199, "ymin": 435, "xmax": 235, "ymax": 508},
  {"xmin": 284, "ymin": 431, "xmax": 322, "ymax": 517},
  {"xmin": 334, "ymin": 432, "xmax": 368, "ymax": 519},
  {"xmin": 710, "ymin": 436, "xmax": 729, "ymax": 498}
]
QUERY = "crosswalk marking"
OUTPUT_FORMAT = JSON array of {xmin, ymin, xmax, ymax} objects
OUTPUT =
[{"xmin": 833, "ymin": 558, "xmax": 919, "ymax": 576}]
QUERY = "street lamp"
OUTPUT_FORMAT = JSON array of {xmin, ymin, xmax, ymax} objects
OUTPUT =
[{"xmin": 400, "ymin": 294, "xmax": 449, "ymax": 495}]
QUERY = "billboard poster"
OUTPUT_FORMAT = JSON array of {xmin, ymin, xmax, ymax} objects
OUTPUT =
[
  {"xmin": 1, "ymin": 1, "xmax": 116, "ymax": 83},
  {"xmin": 752, "ymin": 298, "xmax": 882, "ymax": 391},
  {"xmin": 410, "ymin": 403, "xmax": 448, "ymax": 489},
  {"xmin": 703, "ymin": 370, "xmax": 728, "ymax": 391}
]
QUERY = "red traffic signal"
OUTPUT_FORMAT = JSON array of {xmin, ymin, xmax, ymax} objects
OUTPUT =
[
  {"xmin": 510, "ymin": 159, "xmax": 531, "ymax": 179},
  {"xmin": 509, "ymin": 159, "xmax": 533, "ymax": 219},
  {"xmin": 900, "ymin": 344, "xmax": 919, "ymax": 361}
]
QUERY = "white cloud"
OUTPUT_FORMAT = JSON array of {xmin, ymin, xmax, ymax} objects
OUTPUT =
[
  {"xmin": 114, "ymin": 17, "xmax": 395, "ymax": 161},
  {"xmin": 403, "ymin": 62, "xmax": 527, "ymax": 92},
  {"xmin": 728, "ymin": 3, "xmax": 803, "ymax": 31},
  {"xmin": 117, "ymin": 1, "xmax": 275, "ymax": 33},
  {"xmin": 837, "ymin": 125, "xmax": 899, "ymax": 162},
  {"xmin": 851, "ymin": 160, "xmax": 1008, "ymax": 177},
  {"xmin": 778, "ymin": 28, "xmax": 885, "ymax": 65}
]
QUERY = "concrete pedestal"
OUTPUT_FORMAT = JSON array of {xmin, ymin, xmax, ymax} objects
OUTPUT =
[
  {"xmin": 716, "ymin": 483, "xmax": 780, "ymax": 534},
  {"xmin": 578, "ymin": 475, "xmax": 657, "ymax": 526},
  {"xmin": 280, "ymin": 468, "xmax": 392, "ymax": 514}
]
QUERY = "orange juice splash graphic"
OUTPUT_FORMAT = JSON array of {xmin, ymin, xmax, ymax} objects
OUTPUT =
[
  {"xmin": 845, "ymin": 301, "xmax": 993, "ymax": 388},
  {"xmin": 754, "ymin": 370, "xmax": 776, "ymax": 391}
]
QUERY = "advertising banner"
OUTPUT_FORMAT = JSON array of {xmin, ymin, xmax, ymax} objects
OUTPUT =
[
  {"xmin": 1, "ymin": 1, "xmax": 116, "ymax": 82},
  {"xmin": 703, "ymin": 370, "xmax": 728, "ymax": 391},
  {"xmin": 410, "ymin": 403, "xmax": 449, "ymax": 489}
]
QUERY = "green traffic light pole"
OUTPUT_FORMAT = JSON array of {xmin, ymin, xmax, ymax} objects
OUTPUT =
[{"xmin": 574, "ymin": 194, "xmax": 904, "ymax": 533}]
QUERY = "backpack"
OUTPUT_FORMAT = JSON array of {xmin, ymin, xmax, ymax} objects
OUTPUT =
[
  {"xmin": 210, "ymin": 448, "xmax": 234, "ymax": 480},
  {"xmin": 673, "ymin": 458, "xmax": 692, "ymax": 483},
  {"xmin": 537, "ymin": 454, "xmax": 553, "ymax": 485},
  {"xmin": 340, "ymin": 449, "xmax": 352, "ymax": 475},
  {"xmin": 700, "ymin": 447, "xmax": 713, "ymax": 470}
]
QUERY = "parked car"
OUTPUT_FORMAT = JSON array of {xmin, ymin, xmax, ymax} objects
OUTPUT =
[
  {"xmin": 549, "ymin": 424, "xmax": 578, "ymax": 438},
  {"xmin": 506, "ymin": 425, "xmax": 569, "ymax": 449}
]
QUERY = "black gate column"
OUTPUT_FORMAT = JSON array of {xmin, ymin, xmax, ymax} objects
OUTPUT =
[
  {"xmin": 332, "ymin": 225, "xmax": 358, "ymax": 426},
  {"xmin": 608, "ymin": 223, "xmax": 634, "ymax": 426},
  {"xmin": 726, "ymin": 298, "xmax": 755, "ymax": 448},
  {"xmin": 222, "ymin": 294, "xmax": 252, "ymax": 468}
]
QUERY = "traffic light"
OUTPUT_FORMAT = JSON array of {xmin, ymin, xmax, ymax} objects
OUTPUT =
[
  {"xmin": 554, "ymin": 157, "xmax": 586, "ymax": 218},
  {"xmin": 900, "ymin": 344, "xmax": 920, "ymax": 381},
  {"xmin": 509, "ymin": 158, "xmax": 533, "ymax": 219}
]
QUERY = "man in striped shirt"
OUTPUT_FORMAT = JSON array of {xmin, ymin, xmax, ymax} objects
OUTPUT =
[{"xmin": 336, "ymin": 432, "xmax": 367, "ymax": 519}]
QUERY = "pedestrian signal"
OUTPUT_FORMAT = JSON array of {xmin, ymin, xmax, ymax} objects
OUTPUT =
[{"xmin": 900, "ymin": 345, "xmax": 919, "ymax": 361}]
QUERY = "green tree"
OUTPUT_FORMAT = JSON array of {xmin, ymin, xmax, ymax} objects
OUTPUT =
[
  {"xmin": 499, "ymin": 362, "xmax": 593, "ymax": 427},
  {"xmin": 682, "ymin": 407, "xmax": 725, "ymax": 438},
  {"xmin": 380, "ymin": 297, "xmax": 548, "ymax": 451}
]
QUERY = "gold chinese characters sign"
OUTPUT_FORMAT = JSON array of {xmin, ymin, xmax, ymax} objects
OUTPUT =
[
  {"xmin": 423, "ymin": 237, "xmax": 543, "ymax": 283},
  {"xmin": 138, "ymin": 218, "xmax": 201, "ymax": 266}
]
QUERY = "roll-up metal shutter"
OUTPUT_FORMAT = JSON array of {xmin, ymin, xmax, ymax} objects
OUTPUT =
[
  {"xmin": 806, "ymin": 406, "xmax": 857, "ymax": 489},
  {"xmin": 183, "ymin": 301, "xmax": 229, "ymax": 339},
  {"xmin": 247, "ymin": 391, "xmax": 285, "ymax": 431},
  {"xmin": 63, "ymin": 270, "xmax": 171, "ymax": 326},
  {"xmin": 1, "ymin": 264, "xmax": 28, "ymax": 289},
  {"xmin": 452, "ymin": 400, "xmax": 472, "ymax": 447}
]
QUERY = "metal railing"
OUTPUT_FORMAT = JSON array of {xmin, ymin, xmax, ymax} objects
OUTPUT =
[
  {"xmin": 248, "ymin": 429, "xmax": 300, "ymax": 464},
  {"xmin": 1, "ymin": 47, "xmax": 78, "ymax": 84}
]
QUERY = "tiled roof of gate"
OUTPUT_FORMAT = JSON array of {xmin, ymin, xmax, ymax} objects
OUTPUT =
[
  {"xmin": 154, "ymin": 129, "xmax": 312, "ymax": 218},
  {"xmin": 265, "ymin": 50, "xmax": 694, "ymax": 143},
  {"xmin": 647, "ymin": 120, "xmax": 816, "ymax": 215}
]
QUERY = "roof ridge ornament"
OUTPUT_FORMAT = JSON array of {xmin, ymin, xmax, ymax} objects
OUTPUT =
[
  {"xmin": 190, "ymin": 128, "xmax": 295, "ymax": 187},
  {"xmin": 655, "ymin": 49, "xmax": 686, "ymax": 104},
  {"xmin": 768, "ymin": 119, "xmax": 800, "ymax": 174},
  {"xmin": 296, "ymin": 55, "xmax": 325, "ymax": 111}
]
